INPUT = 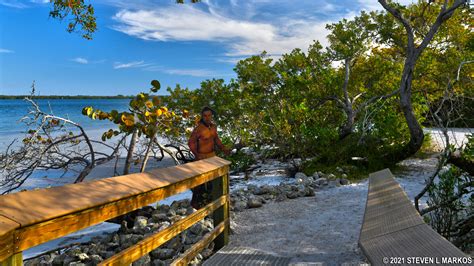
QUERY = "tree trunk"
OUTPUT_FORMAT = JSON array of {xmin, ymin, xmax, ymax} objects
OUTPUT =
[
  {"xmin": 140, "ymin": 137, "xmax": 154, "ymax": 173},
  {"xmin": 399, "ymin": 60, "xmax": 424, "ymax": 155},
  {"xmin": 339, "ymin": 57, "xmax": 355, "ymax": 140},
  {"xmin": 339, "ymin": 112, "xmax": 355, "ymax": 140},
  {"xmin": 123, "ymin": 129, "xmax": 138, "ymax": 175}
]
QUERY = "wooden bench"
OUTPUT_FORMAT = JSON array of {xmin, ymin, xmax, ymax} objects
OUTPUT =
[
  {"xmin": 359, "ymin": 169, "xmax": 470, "ymax": 265},
  {"xmin": 0, "ymin": 156, "xmax": 230, "ymax": 266}
]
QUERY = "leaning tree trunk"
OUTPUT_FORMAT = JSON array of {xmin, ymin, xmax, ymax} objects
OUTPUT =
[
  {"xmin": 123, "ymin": 129, "xmax": 138, "ymax": 175},
  {"xmin": 378, "ymin": 0, "xmax": 466, "ymax": 158},
  {"xmin": 399, "ymin": 60, "xmax": 424, "ymax": 155}
]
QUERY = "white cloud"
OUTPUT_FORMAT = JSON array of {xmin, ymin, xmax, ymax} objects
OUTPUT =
[
  {"xmin": 144, "ymin": 65, "xmax": 224, "ymax": 77},
  {"xmin": 113, "ymin": 60, "xmax": 149, "ymax": 69},
  {"xmin": 112, "ymin": 5, "xmax": 330, "ymax": 58},
  {"xmin": 0, "ymin": 48, "xmax": 14, "ymax": 53},
  {"xmin": 161, "ymin": 68, "xmax": 220, "ymax": 77},
  {"xmin": 71, "ymin": 57, "xmax": 88, "ymax": 64},
  {"xmin": 0, "ymin": 0, "xmax": 28, "ymax": 8},
  {"xmin": 357, "ymin": 0, "xmax": 416, "ymax": 12},
  {"xmin": 1, "ymin": 0, "xmax": 48, "ymax": 8}
]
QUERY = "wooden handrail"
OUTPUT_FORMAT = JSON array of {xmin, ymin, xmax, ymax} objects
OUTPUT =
[{"xmin": 0, "ymin": 156, "xmax": 231, "ymax": 265}]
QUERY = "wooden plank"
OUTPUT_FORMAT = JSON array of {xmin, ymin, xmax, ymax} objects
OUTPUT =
[
  {"xmin": 0, "ymin": 252, "xmax": 22, "ymax": 266},
  {"xmin": 360, "ymin": 168, "xmax": 469, "ymax": 264},
  {"xmin": 12, "ymin": 165, "xmax": 229, "ymax": 252},
  {"xmin": 360, "ymin": 169, "xmax": 424, "ymax": 242},
  {"xmin": 0, "ymin": 157, "xmax": 230, "ymax": 227},
  {"xmin": 360, "ymin": 224, "xmax": 469, "ymax": 265},
  {"xmin": 0, "ymin": 215, "xmax": 20, "ymax": 262},
  {"xmin": 203, "ymin": 246, "xmax": 291, "ymax": 266},
  {"xmin": 99, "ymin": 195, "xmax": 228, "ymax": 266},
  {"xmin": 171, "ymin": 220, "xmax": 226, "ymax": 266},
  {"xmin": 210, "ymin": 174, "xmax": 229, "ymax": 250}
]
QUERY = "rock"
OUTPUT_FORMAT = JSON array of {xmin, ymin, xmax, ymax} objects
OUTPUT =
[
  {"xmin": 150, "ymin": 248, "xmax": 175, "ymax": 260},
  {"xmin": 341, "ymin": 173, "xmax": 348, "ymax": 179},
  {"xmin": 133, "ymin": 216, "xmax": 148, "ymax": 229},
  {"xmin": 52, "ymin": 254, "xmax": 65, "ymax": 266},
  {"xmin": 90, "ymin": 254, "xmax": 103, "ymax": 264},
  {"xmin": 326, "ymin": 173, "xmax": 336, "ymax": 180},
  {"xmin": 247, "ymin": 196, "xmax": 263, "ymax": 208},
  {"xmin": 76, "ymin": 253, "xmax": 89, "ymax": 261},
  {"xmin": 100, "ymin": 251, "xmax": 115, "ymax": 259},
  {"xmin": 24, "ymin": 259, "xmax": 41, "ymax": 266},
  {"xmin": 260, "ymin": 185, "xmax": 276, "ymax": 195},
  {"xmin": 132, "ymin": 255, "xmax": 151, "ymax": 266},
  {"xmin": 190, "ymin": 223, "xmax": 206, "ymax": 235},
  {"xmin": 170, "ymin": 215, "xmax": 183, "ymax": 223},
  {"xmin": 286, "ymin": 191, "xmax": 299, "ymax": 199},
  {"xmin": 262, "ymin": 194, "xmax": 275, "ymax": 200},
  {"xmin": 233, "ymin": 200, "xmax": 247, "ymax": 212},
  {"xmin": 184, "ymin": 234, "xmax": 198, "ymax": 244},
  {"xmin": 336, "ymin": 166, "xmax": 344, "ymax": 173},
  {"xmin": 68, "ymin": 262, "xmax": 86, "ymax": 266},
  {"xmin": 66, "ymin": 247, "xmax": 82, "ymax": 257},
  {"xmin": 167, "ymin": 209, "xmax": 177, "ymax": 217},
  {"xmin": 176, "ymin": 208, "xmax": 188, "ymax": 216},
  {"xmin": 163, "ymin": 237, "xmax": 181, "ymax": 251},
  {"xmin": 296, "ymin": 184, "xmax": 307, "ymax": 197},
  {"xmin": 314, "ymin": 178, "xmax": 328, "ymax": 186},
  {"xmin": 155, "ymin": 204, "xmax": 170, "ymax": 213},
  {"xmin": 171, "ymin": 199, "xmax": 190, "ymax": 210},
  {"xmin": 247, "ymin": 184, "xmax": 258, "ymax": 194},
  {"xmin": 275, "ymin": 192, "xmax": 287, "ymax": 202},
  {"xmin": 152, "ymin": 213, "xmax": 169, "ymax": 222},
  {"xmin": 152, "ymin": 259, "xmax": 166, "ymax": 266},
  {"xmin": 202, "ymin": 219, "xmax": 213, "ymax": 229},
  {"xmin": 304, "ymin": 187, "xmax": 315, "ymax": 197},
  {"xmin": 294, "ymin": 172, "xmax": 307, "ymax": 180},
  {"xmin": 186, "ymin": 207, "xmax": 194, "ymax": 215},
  {"xmin": 340, "ymin": 178, "xmax": 350, "ymax": 185},
  {"xmin": 312, "ymin": 172, "xmax": 320, "ymax": 179},
  {"xmin": 201, "ymin": 248, "xmax": 213, "ymax": 258},
  {"xmin": 63, "ymin": 256, "xmax": 77, "ymax": 266}
]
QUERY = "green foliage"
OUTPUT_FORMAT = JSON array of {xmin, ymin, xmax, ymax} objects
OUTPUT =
[
  {"xmin": 49, "ymin": 0, "xmax": 96, "ymax": 40},
  {"xmin": 225, "ymin": 151, "xmax": 256, "ymax": 173},
  {"xmin": 427, "ymin": 166, "xmax": 470, "ymax": 240},
  {"xmin": 461, "ymin": 134, "xmax": 474, "ymax": 161},
  {"xmin": 82, "ymin": 80, "xmax": 195, "ymax": 142},
  {"xmin": 48, "ymin": 0, "xmax": 199, "ymax": 39}
]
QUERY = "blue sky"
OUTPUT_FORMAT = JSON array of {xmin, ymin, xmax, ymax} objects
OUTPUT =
[{"xmin": 0, "ymin": 0, "xmax": 411, "ymax": 96}]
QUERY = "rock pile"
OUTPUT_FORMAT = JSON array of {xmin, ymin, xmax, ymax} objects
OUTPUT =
[
  {"xmin": 25, "ymin": 199, "xmax": 215, "ymax": 266},
  {"xmin": 229, "ymin": 171, "xmax": 351, "ymax": 212}
]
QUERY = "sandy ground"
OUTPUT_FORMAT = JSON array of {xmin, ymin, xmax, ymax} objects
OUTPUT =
[{"xmin": 227, "ymin": 155, "xmax": 443, "ymax": 265}]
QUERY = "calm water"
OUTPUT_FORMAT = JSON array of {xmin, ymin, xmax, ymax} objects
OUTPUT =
[{"xmin": 0, "ymin": 99, "xmax": 131, "ymax": 145}]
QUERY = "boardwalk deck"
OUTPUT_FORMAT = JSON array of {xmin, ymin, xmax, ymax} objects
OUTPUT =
[
  {"xmin": 203, "ymin": 246, "xmax": 291, "ymax": 266},
  {"xmin": 358, "ymin": 169, "xmax": 470, "ymax": 265}
]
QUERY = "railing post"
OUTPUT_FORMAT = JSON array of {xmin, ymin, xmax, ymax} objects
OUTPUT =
[
  {"xmin": 210, "ymin": 172, "xmax": 229, "ymax": 250},
  {"xmin": 0, "ymin": 252, "xmax": 22, "ymax": 266}
]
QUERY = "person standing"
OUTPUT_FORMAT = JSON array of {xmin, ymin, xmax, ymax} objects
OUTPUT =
[{"xmin": 188, "ymin": 106, "xmax": 230, "ymax": 209}]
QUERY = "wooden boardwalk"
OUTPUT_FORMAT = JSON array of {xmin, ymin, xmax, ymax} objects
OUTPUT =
[
  {"xmin": 358, "ymin": 169, "xmax": 470, "ymax": 265},
  {"xmin": 204, "ymin": 246, "xmax": 291, "ymax": 266}
]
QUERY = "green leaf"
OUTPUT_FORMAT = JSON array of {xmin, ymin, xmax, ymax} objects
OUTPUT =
[{"xmin": 151, "ymin": 80, "xmax": 161, "ymax": 92}]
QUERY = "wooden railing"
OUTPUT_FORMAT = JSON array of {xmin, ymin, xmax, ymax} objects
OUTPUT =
[
  {"xmin": 0, "ymin": 156, "xmax": 231, "ymax": 266},
  {"xmin": 359, "ymin": 169, "xmax": 469, "ymax": 265}
]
